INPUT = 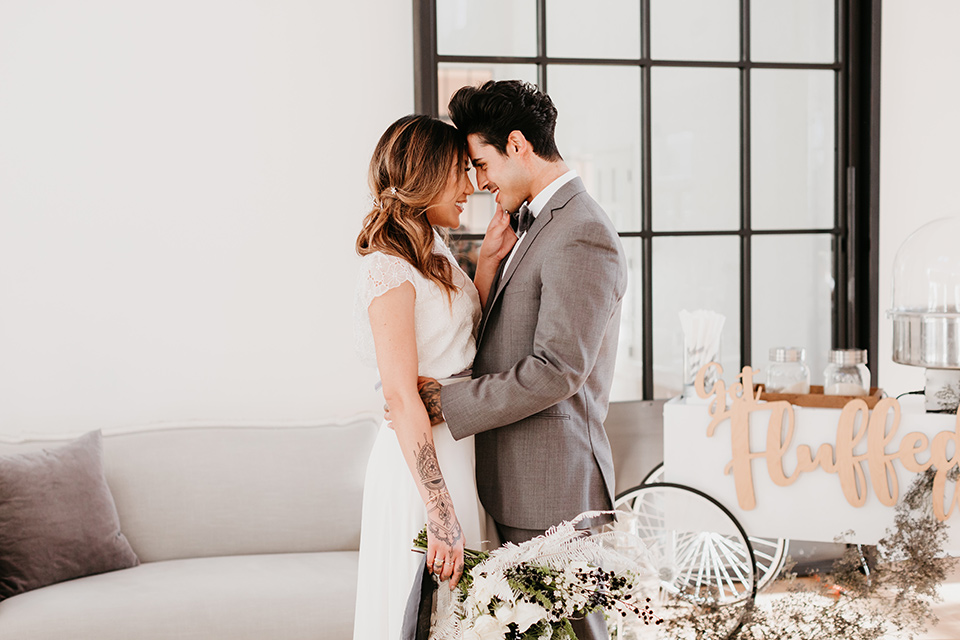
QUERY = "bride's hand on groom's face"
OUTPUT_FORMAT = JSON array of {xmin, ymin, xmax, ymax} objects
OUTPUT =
[{"xmin": 478, "ymin": 202, "xmax": 518, "ymax": 263}]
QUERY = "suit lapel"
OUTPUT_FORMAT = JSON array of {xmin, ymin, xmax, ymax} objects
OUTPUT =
[
  {"xmin": 493, "ymin": 208, "xmax": 551, "ymax": 299},
  {"xmin": 477, "ymin": 258, "xmax": 506, "ymax": 344},
  {"xmin": 476, "ymin": 178, "xmax": 586, "ymax": 344}
]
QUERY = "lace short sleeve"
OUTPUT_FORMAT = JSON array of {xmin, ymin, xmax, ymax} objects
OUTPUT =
[
  {"xmin": 356, "ymin": 252, "xmax": 416, "ymax": 311},
  {"xmin": 354, "ymin": 252, "xmax": 418, "ymax": 367}
]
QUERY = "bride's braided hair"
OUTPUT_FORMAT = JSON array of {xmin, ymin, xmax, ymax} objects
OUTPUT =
[{"xmin": 356, "ymin": 114, "xmax": 467, "ymax": 301}]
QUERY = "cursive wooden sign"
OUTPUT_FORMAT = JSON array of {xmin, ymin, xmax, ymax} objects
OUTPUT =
[{"xmin": 695, "ymin": 363, "xmax": 960, "ymax": 522}]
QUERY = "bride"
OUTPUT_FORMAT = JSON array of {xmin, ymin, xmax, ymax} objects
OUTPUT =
[{"xmin": 352, "ymin": 114, "xmax": 516, "ymax": 640}]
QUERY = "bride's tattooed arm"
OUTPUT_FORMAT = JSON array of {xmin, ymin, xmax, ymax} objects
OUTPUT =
[{"xmin": 415, "ymin": 438, "xmax": 462, "ymax": 548}]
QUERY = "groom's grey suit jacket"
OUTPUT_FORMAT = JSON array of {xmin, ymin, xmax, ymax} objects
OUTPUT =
[{"xmin": 441, "ymin": 177, "xmax": 627, "ymax": 530}]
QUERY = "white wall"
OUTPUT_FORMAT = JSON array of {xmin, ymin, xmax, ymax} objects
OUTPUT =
[
  {"xmin": 0, "ymin": 0, "xmax": 412, "ymax": 435},
  {"xmin": 878, "ymin": 0, "xmax": 960, "ymax": 395},
  {"xmin": 2, "ymin": 0, "xmax": 957, "ymax": 436}
]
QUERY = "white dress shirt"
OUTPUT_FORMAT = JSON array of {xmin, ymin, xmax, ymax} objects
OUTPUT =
[{"xmin": 502, "ymin": 169, "xmax": 578, "ymax": 272}]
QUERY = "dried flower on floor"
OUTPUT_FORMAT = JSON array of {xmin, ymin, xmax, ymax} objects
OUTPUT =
[{"xmin": 648, "ymin": 468, "xmax": 958, "ymax": 640}]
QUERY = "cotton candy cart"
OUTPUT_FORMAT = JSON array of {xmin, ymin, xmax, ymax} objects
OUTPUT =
[{"xmin": 605, "ymin": 365, "xmax": 960, "ymax": 639}]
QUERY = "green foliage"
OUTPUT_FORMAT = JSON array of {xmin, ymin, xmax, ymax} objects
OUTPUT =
[{"xmin": 558, "ymin": 618, "xmax": 577, "ymax": 639}]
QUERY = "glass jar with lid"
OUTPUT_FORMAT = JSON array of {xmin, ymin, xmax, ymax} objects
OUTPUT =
[
  {"xmin": 823, "ymin": 349, "xmax": 870, "ymax": 396},
  {"xmin": 765, "ymin": 347, "xmax": 810, "ymax": 394}
]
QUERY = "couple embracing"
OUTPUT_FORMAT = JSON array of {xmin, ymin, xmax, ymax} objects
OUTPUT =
[{"xmin": 353, "ymin": 80, "xmax": 627, "ymax": 640}]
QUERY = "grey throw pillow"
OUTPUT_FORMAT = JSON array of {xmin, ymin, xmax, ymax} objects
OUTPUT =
[{"xmin": 0, "ymin": 430, "xmax": 139, "ymax": 601}]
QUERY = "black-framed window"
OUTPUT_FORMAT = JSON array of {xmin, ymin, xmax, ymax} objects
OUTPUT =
[{"xmin": 414, "ymin": 0, "xmax": 880, "ymax": 401}]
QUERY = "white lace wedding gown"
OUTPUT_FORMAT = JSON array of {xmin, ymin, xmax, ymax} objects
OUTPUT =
[{"xmin": 352, "ymin": 232, "xmax": 491, "ymax": 640}]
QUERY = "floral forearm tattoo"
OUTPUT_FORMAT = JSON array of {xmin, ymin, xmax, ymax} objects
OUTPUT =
[
  {"xmin": 417, "ymin": 378, "xmax": 444, "ymax": 426},
  {"xmin": 415, "ymin": 438, "xmax": 462, "ymax": 547}
]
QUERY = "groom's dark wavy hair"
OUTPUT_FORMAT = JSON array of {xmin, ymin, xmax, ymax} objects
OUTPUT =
[{"xmin": 447, "ymin": 80, "xmax": 562, "ymax": 161}]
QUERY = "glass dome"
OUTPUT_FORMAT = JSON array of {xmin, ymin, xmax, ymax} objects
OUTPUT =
[
  {"xmin": 889, "ymin": 216, "xmax": 960, "ymax": 368},
  {"xmin": 892, "ymin": 216, "xmax": 960, "ymax": 313}
]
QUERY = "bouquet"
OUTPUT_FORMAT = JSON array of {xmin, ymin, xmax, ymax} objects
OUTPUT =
[{"xmin": 413, "ymin": 511, "xmax": 662, "ymax": 639}]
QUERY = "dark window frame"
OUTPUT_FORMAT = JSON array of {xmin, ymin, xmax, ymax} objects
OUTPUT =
[{"xmin": 414, "ymin": 0, "xmax": 881, "ymax": 399}]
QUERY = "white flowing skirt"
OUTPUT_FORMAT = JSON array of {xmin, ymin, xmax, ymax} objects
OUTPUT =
[{"xmin": 352, "ymin": 412, "xmax": 491, "ymax": 640}]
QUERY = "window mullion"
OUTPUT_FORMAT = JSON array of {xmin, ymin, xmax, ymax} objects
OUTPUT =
[
  {"xmin": 537, "ymin": 0, "xmax": 547, "ymax": 91},
  {"xmin": 640, "ymin": 0, "xmax": 653, "ymax": 400},
  {"xmin": 413, "ymin": 0, "xmax": 438, "ymax": 116},
  {"xmin": 834, "ymin": 0, "xmax": 849, "ymax": 350},
  {"xmin": 739, "ymin": 0, "xmax": 753, "ymax": 372}
]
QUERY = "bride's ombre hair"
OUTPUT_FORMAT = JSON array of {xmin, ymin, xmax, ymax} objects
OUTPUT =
[{"xmin": 356, "ymin": 114, "xmax": 468, "ymax": 300}]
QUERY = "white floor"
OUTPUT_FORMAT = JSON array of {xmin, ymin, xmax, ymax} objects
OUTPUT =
[
  {"xmin": 913, "ymin": 564, "xmax": 960, "ymax": 640},
  {"xmin": 614, "ymin": 565, "xmax": 960, "ymax": 640}
]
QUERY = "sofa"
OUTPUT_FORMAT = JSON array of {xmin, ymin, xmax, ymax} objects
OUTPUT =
[{"xmin": 0, "ymin": 415, "xmax": 380, "ymax": 640}]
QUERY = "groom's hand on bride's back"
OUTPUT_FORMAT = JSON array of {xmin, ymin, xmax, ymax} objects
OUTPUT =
[{"xmin": 382, "ymin": 376, "xmax": 445, "ymax": 427}]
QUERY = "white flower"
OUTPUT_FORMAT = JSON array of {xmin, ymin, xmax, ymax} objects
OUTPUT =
[
  {"xmin": 512, "ymin": 600, "xmax": 549, "ymax": 632},
  {"xmin": 472, "ymin": 573, "xmax": 512, "ymax": 607},
  {"xmin": 471, "ymin": 576, "xmax": 494, "ymax": 607},
  {"xmin": 494, "ymin": 603, "xmax": 515, "ymax": 626},
  {"xmin": 462, "ymin": 629, "xmax": 482, "ymax": 640},
  {"xmin": 472, "ymin": 614, "xmax": 507, "ymax": 640}
]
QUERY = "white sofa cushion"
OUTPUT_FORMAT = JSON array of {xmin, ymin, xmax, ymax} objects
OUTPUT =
[
  {"xmin": 0, "ymin": 551, "xmax": 358, "ymax": 640},
  {"xmin": 0, "ymin": 417, "xmax": 379, "ymax": 563}
]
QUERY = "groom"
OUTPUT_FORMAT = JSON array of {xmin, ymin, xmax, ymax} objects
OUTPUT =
[{"xmin": 413, "ymin": 80, "xmax": 628, "ymax": 639}]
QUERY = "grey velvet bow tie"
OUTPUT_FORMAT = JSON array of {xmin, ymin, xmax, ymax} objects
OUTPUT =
[{"xmin": 513, "ymin": 203, "xmax": 534, "ymax": 235}]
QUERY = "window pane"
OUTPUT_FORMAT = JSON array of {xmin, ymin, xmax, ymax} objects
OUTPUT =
[
  {"xmin": 652, "ymin": 67, "xmax": 740, "ymax": 231},
  {"xmin": 611, "ymin": 238, "xmax": 644, "ymax": 401},
  {"xmin": 449, "ymin": 238, "xmax": 481, "ymax": 281},
  {"xmin": 439, "ymin": 64, "xmax": 539, "ymax": 235},
  {"xmin": 751, "ymin": 234, "xmax": 833, "ymax": 385},
  {"xmin": 653, "ymin": 236, "xmax": 740, "ymax": 398},
  {"xmin": 546, "ymin": 0, "xmax": 641, "ymax": 60},
  {"xmin": 650, "ymin": 0, "xmax": 739, "ymax": 61},
  {"xmin": 751, "ymin": 69, "xmax": 834, "ymax": 230},
  {"xmin": 437, "ymin": 0, "xmax": 537, "ymax": 57},
  {"xmin": 548, "ymin": 65, "xmax": 642, "ymax": 232},
  {"xmin": 751, "ymin": 0, "xmax": 835, "ymax": 63},
  {"xmin": 439, "ymin": 64, "xmax": 539, "ymax": 117}
]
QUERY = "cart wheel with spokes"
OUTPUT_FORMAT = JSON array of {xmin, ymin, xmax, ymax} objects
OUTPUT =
[
  {"xmin": 613, "ymin": 482, "xmax": 758, "ymax": 604},
  {"xmin": 637, "ymin": 463, "xmax": 790, "ymax": 593},
  {"xmin": 607, "ymin": 482, "xmax": 757, "ymax": 639}
]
